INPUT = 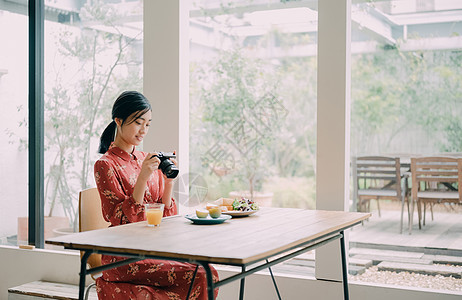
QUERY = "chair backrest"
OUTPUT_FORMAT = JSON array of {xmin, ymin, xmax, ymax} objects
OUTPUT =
[
  {"xmin": 354, "ymin": 156, "xmax": 402, "ymax": 195},
  {"xmin": 410, "ymin": 157, "xmax": 462, "ymax": 202},
  {"xmin": 79, "ymin": 187, "xmax": 111, "ymax": 272}
]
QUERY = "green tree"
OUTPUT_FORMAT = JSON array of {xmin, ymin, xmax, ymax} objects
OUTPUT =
[
  {"xmin": 44, "ymin": 1, "xmax": 143, "ymax": 229},
  {"xmin": 193, "ymin": 48, "xmax": 285, "ymax": 199},
  {"xmin": 351, "ymin": 48, "xmax": 462, "ymax": 155}
]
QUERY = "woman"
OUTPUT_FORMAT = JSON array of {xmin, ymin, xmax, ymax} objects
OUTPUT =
[{"xmin": 94, "ymin": 91, "xmax": 218, "ymax": 300}]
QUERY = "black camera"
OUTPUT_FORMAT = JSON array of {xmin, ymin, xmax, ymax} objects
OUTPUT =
[{"xmin": 151, "ymin": 152, "xmax": 179, "ymax": 179}]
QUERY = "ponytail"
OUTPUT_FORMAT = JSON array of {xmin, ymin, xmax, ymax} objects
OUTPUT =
[
  {"xmin": 98, "ymin": 91, "xmax": 151, "ymax": 154},
  {"xmin": 98, "ymin": 121, "xmax": 117, "ymax": 154}
]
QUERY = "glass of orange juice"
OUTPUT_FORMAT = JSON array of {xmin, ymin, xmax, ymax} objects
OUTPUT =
[{"xmin": 144, "ymin": 203, "xmax": 164, "ymax": 227}]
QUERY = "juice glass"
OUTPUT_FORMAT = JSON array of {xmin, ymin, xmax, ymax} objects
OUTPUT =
[{"xmin": 145, "ymin": 203, "xmax": 164, "ymax": 227}]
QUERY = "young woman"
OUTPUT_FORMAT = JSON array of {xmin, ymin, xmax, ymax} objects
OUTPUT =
[{"xmin": 94, "ymin": 91, "xmax": 218, "ymax": 300}]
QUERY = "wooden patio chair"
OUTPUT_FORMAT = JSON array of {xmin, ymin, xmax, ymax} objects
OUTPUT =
[
  {"xmin": 353, "ymin": 156, "xmax": 409, "ymax": 233},
  {"xmin": 410, "ymin": 157, "xmax": 462, "ymax": 233}
]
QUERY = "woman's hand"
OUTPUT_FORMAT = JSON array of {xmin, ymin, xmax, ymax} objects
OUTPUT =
[
  {"xmin": 160, "ymin": 152, "xmax": 177, "ymax": 209},
  {"xmin": 139, "ymin": 152, "xmax": 161, "ymax": 181},
  {"xmin": 163, "ymin": 156, "xmax": 178, "ymax": 183}
]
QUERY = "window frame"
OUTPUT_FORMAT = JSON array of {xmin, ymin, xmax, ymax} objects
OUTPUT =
[{"xmin": 28, "ymin": 0, "xmax": 45, "ymax": 248}]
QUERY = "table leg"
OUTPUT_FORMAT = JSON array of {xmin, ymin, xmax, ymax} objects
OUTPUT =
[
  {"xmin": 267, "ymin": 260, "xmax": 282, "ymax": 300},
  {"xmin": 417, "ymin": 199, "xmax": 422, "ymax": 229},
  {"xmin": 200, "ymin": 263, "xmax": 215, "ymax": 300},
  {"xmin": 79, "ymin": 251, "xmax": 92, "ymax": 300},
  {"xmin": 400, "ymin": 191, "xmax": 405, "ymax": 234},
  {"xmin": 186, "ymin": 264, "xmax": 199, "ymax": 300},
  {"xmin": 409, "ymin": 196, "xmax": 415, "ymax": 234},
  {"xmin": 400, "ymin": 176, "xmax": 407, "ymax": 234},
  {"xmin": 405, "ymin": 177, "xmax": 410, "ymax": 227},
  {"xmin": 340, "ymin": 231, "xmax": 349, "ymax": 300},
  {"xmin": 239, "ymin": 266, "xmax": 245, "ymax": 300}
]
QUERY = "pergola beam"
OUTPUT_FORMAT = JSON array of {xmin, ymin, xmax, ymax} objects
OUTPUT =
[{"xmin": 189, "ymin": 0, "xmax": 318, "ymax": 18}]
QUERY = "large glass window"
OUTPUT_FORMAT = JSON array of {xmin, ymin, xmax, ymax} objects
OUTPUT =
[
  {"xmin": 0, "ymin": 6, "xmax": 28, "ymax": 246},
  {"xmin": 43, "ymin": 0, "xmax": 143, "ymax": 246},
  {"xmin": 349, "ymin": 0, "xmax": 462, "ymax": 292},
  {"xmin": 188, "ymin": 0, "xmax": 318, "ymax": 214}
]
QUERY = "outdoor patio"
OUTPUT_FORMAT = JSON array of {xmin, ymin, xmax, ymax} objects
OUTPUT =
[
  {"xmin": 349, "ymin": 203, "xmax": 462, "ymax": 255},
  {"xmin": 259, "ymin": 203, "xmax": 462, "ymax": 293}
]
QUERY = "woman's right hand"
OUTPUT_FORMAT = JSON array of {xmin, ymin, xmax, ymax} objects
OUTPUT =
[{"xmin": 139, "ymin": 152, "xmax": 161, "ymax": 181}]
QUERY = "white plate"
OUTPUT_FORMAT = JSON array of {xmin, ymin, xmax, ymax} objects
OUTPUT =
[{"xmin": 222, "ymin": 210, "xmax": 258, "ymax": 217}]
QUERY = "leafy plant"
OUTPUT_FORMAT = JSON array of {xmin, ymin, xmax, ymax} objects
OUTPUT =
[
  {"xmin": 43, "ymin": 1, "xmax": 143, "ymax": 229},
  {"xmin": 351, "ymin": 47, "xmax": 462, "ymax": 155},
  {"xmin": 193, "ymin": 48, "xmax": 286, "ymax": 199}
]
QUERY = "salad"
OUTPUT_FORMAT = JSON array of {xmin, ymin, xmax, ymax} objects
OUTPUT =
[{"xmin": 232, "ymin": 197, "xmax": 259, "ymax": 211}]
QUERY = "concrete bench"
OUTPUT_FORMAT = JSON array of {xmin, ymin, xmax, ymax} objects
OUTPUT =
[{"xmin": 8, "ymin": 281, "xmax": 97, "ymax": 300}]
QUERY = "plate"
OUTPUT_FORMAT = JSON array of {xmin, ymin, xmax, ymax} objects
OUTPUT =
[
  {"xmin": 222, "ymin": 210, "xmax": 258, "ymax": 217},
  {"xmin": 184, "ymin": 214, "xmax": 231, "ymax": 225}
]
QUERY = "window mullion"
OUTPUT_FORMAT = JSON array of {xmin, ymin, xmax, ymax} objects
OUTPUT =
[{"xmin": 28, "ymin": 0, "xmax": 45, "ymax": 248}]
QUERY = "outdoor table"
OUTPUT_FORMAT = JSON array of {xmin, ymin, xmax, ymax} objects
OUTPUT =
[{"xmin": 46, "ymin": 207, "xmax": 370, "ymax": 300}]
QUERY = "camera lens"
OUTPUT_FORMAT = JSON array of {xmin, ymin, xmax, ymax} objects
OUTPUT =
[
  {"xmin": 164, "ymin": 165, "xmax": 179, "ymax": 178},
  {"xmin": 159, "ymin": 159, "xmax": 179, "ymax": 179}
]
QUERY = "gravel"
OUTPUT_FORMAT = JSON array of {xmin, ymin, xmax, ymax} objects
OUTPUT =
[{"xmin": 349, "ymin": 265, "xmax": 462, "ymax": 292}]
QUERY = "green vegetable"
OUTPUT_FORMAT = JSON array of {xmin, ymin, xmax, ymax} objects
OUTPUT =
[{"xmin": 232, "ymin": 199, "xmax": 240, "ymax": 210}]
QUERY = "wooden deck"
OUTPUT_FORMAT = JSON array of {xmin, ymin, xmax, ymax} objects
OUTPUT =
[{"xmin": 349, "ymin": 204, "xmax": 462, "ymax": 255}]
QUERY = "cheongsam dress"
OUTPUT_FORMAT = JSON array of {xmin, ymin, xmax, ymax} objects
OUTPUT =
[{"xmin": 94, "ymin": 145, "xmax": 218, "ymax": 300}]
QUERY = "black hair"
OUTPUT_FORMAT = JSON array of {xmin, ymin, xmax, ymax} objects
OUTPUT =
[{"xmin": 98, "ymin": 91, "xmax": 152, "ymax": 154}]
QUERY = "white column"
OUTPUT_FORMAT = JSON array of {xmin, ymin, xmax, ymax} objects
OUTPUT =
[
  {"xmin": 143, "ymin": 0, "xmax": 190, "ymax": 209},
  {"xmin": 315, "ymin": 0, "xmax": 351, "ymax": 281}
]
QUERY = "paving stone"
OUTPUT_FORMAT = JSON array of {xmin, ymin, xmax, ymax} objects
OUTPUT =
[
  {"xmin": 271, "ymin": 264, "xmax": 315, "ymax": 277},
  {"xmin": 423, "ymin": 254, "xmax": 462, "ymax": 266},
  {"xmin": 350, "ymin": 247, "xmax": 424, "ymax": 259},
  {"xmin": 349, "ymin": 257, "xmax": 373, "ymax": 268},
  {"xmin": 349, "ymin": 265, "xmax": 366, "ymax": 276},
  {"xmin": 284, "ymin": 258, "xmax": 315, "ymax": 268},
  {"xmin": 351, "ymin": 254, "xmax": 433, "ymax": 265},
  {"xmin": 377, "ymin": 261, "xmax": 462, "ymax": 278},
  {"xmin": 283, "ymin": 258, "xmax": 368, "ymax": 276}
]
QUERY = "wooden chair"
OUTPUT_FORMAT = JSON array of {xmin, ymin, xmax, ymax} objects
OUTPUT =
[
  {"xmin": 79, "ymin": 187, "xmax": 111, "ymax": 300},
  {"xmin": 353, "ymin": 156, "xmax": 409, "ymax": 233},
  {"xmin": 410, "ymin": 157, "xmax": 462, "ymax": 233},
  {"xmin": 79, "ymin": 188, "xmax": 200, "ymax": 299}
]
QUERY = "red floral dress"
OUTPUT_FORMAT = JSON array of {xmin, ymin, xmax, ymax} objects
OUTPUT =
[{"xmin": 94, "ymin": 145, "xmax": 218, "ymax": 300}]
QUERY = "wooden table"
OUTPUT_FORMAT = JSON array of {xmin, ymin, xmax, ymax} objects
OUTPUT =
[{"xmin": 46, "ymin": 208, "xmax": 370, "ymax": 300}]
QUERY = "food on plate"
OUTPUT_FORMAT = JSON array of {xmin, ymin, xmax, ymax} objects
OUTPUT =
[
  {"xmin": 206, "ymin": 203, "xmax": 219, "ymax": 210},
  {"xmin": 212, "ymin": 197, "xmax": 259, "ymax": 212},
  {"xmin": 214, "ymin": 198, "xmax": 235, "ymax": 211},
  {"xmin": 232, "ymin": 197, "xmax": 259, "ymax": 212},
  {"xmin": 208, "ymin": 207, "xmax": 222, "ymax": 218},
  {"xmin": 195, "ymin": 209, "xmax": 209, "ymax": 218}
]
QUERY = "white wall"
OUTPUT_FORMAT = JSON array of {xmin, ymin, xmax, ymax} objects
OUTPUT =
[
  {"xmin": 315, "ymin": 0, "xmax": 351, "ymax": 281},
  {"xmin": 0, "ymin": 246, "xmax": 81, "ymax": 299},
  {"xmin": 2, "ymin": 246, "xmax": 461, "ymax": 300},
  {"xmin": 0, "ymin": 11, "xmax": 28, "ymax": 240},
  {"xmin": 143, "ymin": 0, "xmax": 190, "ymax": 210}
]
